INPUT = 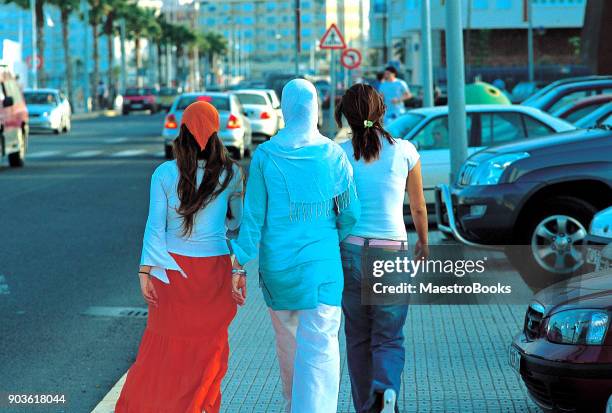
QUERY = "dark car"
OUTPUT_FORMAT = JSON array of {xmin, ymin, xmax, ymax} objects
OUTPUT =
[
  {"xmin": 509, "ymin": 270, "xmax": 612, "ymax": 412},
  {"xmin": 524, "ymin": 79, "xmax": 612, "ymax": 114},
  {"xmin": 435, "ymin": 127, "xmax": 612, "ymax": 286},
  {"xmin": 122, "ymin": 87, "xmax": 159, "ymax": 115},
  {"xmin": 552, "ymin": 94, "xmax": 612, "ymax": 124}
]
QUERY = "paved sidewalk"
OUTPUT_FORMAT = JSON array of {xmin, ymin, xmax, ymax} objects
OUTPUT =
[{"xmin": 94, "ymin": 248, "xmax": 539, "ymax": 412}]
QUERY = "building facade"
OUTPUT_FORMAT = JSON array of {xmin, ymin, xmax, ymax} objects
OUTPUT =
[{"xmin": 370, "ymin": 0, "xmax": 586, "ymax": 86}]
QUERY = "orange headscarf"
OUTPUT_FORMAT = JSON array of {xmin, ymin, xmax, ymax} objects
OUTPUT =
[{"xmin": 180, "ymin": 100, "xmax": 220, "ymax": 150}]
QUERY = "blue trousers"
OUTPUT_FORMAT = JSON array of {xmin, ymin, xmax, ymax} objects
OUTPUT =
[{"xmin": 340, "ymin": 242, "xmax": 408, "ymax": 413}]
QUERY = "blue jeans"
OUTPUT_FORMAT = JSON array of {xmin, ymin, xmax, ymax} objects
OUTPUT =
[{"xmin": 340, "ymin": 241, "xmax": 408, "ymax": 413}]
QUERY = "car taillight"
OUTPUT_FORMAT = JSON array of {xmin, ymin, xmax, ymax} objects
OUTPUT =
[
  {"xmin": 227, "ymin": 114, "xmax": 241, "ymax": 129},
  {"xmin": 165, "ymin": 114, "xmax": 178, "ymax": 129},
  {"xmin": 260, "ymin": 111, "xmax": 271, "ymax": 119}
]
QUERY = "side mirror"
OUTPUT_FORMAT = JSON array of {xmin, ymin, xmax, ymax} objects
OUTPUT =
[{"xmin": 3, "ymin": 96, "xmax": 14, "ymax": 107}]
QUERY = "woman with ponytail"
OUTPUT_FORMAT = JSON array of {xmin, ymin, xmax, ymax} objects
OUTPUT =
[
  {"xmin": 335, "ymin": 83, "xmax": 429, "ymax": 413},
  {"xmin": 116, "ymin": 101, "xmax": 244, "ymax": 413}
]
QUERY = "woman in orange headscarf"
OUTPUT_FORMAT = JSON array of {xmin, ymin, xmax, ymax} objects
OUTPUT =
[{"xmin": 116, "ymin": 101, "xmax": 246, "ymax": 413}]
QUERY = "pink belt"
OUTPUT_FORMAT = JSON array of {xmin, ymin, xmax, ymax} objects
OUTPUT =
[{"xmin": 345, "ymin": 235, "xmax": 406, "ymax": 247}]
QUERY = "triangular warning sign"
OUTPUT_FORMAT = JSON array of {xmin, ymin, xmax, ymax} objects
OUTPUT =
[{"xmin": 319, "ymin": 23, "xmax": 346, "ymax": 50}]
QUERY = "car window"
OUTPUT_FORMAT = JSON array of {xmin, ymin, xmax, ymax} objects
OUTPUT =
[
  {"xmin": 565, "ymin": 103, "xmax": 601, "ymax": 123},
  {"xmin": 235, "ymin": 93, "xmax": 268, "ymax": 106},
  {"xmin": 523, "ymin": 115, "xmax": 554, "ymax": 138},
  {"xmin": 266, "ymin": 92, "xmax": 280, "ymax": 108},
  {"xmin": 232, "ymin": 96, "xmax": 244, "ymax": 114},
  {"xmin": 24, "ymin": 92, "xmax": 59, "ymax": 105},
  {"xmin": 175, "ymin": 95, "xmax": 230, "ymax": 111},
  {"xmin": 386, "ymin": 113, "xmax": 425, "ymax": 139},
  {"xmin": 548, "ymin": 90, "xmax": 590, "ymax": 113},
  {"xmin": 412, "ymin": 115, "xmax": 474, "ymax": 149},
  {"xmin": 0, "ymin": 83, "xmax": 6, "ymax": 101},
  {"xmin": 481, "ymin": 112, "xmax": 525, "ymax": 145}
]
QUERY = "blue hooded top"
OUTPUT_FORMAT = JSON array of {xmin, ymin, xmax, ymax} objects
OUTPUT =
[{"xmin": 230, "ymin": 79, "xmax": 360, "ymax": 310}]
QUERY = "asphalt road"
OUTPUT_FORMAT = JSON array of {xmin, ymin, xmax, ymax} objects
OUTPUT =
[{"xmin": 0, "ymin": 112, "xmax": 180, "ymax": 413}]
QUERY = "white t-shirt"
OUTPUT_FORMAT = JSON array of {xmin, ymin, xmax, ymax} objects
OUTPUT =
[
  {"xmin": 341, "ymin": 137, "xmax": 420, "ymax": 241},
  {"xmin": 140, "ymin": 160, "xmax": 243, "ymax": 283},
  {"xmin": 379, "ymin": 79, "xmax": 410, "ymax": 122}
]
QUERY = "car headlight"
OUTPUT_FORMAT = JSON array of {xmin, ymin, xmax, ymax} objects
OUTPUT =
[
  {"xmin": 469, "ymin": 152, "xmax": 529, "ymax": 186},
  {"xmin": 546, "ymin": 309, "xmax": 609, "ymax": 345}
]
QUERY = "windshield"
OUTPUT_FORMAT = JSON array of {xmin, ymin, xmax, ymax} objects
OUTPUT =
[
  {"xmin": 24, "ymin": 92, "xmax": 58, "ymax": 106},
  {"xmin": 160, "ymin": 87, "xmax": 177, "ymax": 96},
  {"xmin": 175, "ymin": 95, "xmax": 230, "ymax": 111},
  {"xmin": 235, "ymin": 93, "xmax": 268, "ymax": 105},
  {"xmin": 125, "ymin": 87, "xmax": 154, "ymax": 96},
  {"xmin": 386, "ymin": 113, "xmax": 426, "ymax": 139}
]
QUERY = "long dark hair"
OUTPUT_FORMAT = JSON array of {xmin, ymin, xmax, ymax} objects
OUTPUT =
[
  {"xmin": 172, "ymin": 124, "xmax": 240, "ymax": 237},
  {"xmin": 335, "ymin": 83, "xmax": 394, "ymax": 162}
]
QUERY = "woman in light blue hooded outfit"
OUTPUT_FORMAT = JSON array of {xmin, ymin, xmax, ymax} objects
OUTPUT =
[{"xmin": 230, "ymin": 79, "xmax": 360, "ymax": 413}]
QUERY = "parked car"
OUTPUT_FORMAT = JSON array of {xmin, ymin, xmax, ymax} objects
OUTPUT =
[
  {"xmin": 162, "ymin": 92, "xmax": 252, "ymax": 160},
  {"xmin": 262, "ymin": 88, "xmax": 284, "ymax": 129},
  {"xmin": 552, "ymin": 94, "xmax": 612, "ymax": 124},
  {"xmin": 436, "ymin": 127, "xmax": 612, "ymax": 286},
  {"xmin": 522, "ymin": 76, "xmax": 612, "ymax": 107},
  {"xmin": 0, "ymin": 65, "xmax": 28, "ymax": 167},
  {"xmin": 586, "ymin": 207, "xmax": 612, "ymax": 272},
  {"xmin": 234, "ymin": 89, "xmax": 280, "ymax": 143},
  {"xmin": 523, "ymin": 78, "xmax": 612, "ymax": 113},
  {"xmin": 122, "ymin": 87, "xmax": 159, "ymax": 115},
  {"xmin": 509, "ymin": 269, "xmax": 612, "ymax": 413},
  {"xmin": 24, "ymin": 88, "xmax": 71, "ymax": 134},
  {"xmin": 158, "ymin": 86, "xmax": 180, "ymax": 111},
  {"xmin": 575, "ymin": 103, "xmax": 612, "ymax": 129},
  {"xmin": 385, "ymin": 105, "xmax": 575, "ymax": 206}
]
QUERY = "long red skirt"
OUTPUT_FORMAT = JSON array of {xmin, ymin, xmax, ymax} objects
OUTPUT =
[{"xmin": 115, "ymin": 254, "xmax": 237, "ymax": 413}]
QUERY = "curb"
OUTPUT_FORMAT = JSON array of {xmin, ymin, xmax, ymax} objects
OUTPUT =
[
  {"xmin": 91, "ymin": 371, "xmax": 127, "ymax": 413},
  {"xmin": 72, "ymin": 110, "xmax": 119, "ymax": 121}
]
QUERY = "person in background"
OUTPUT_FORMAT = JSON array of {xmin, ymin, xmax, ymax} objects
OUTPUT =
[
  {"xmin": 115, "ymin": 101, "xmax": 244, "ymax": 413},
  {"xmin": 372, "ymin": 72, "xmax": 385, "ymax": 92},
  {"xmin": 230, "ymin": 79, "xmax": 360, "ymax": 413},
  {"xmin": 379, "ymin": 66, "xmax": 412, "ymax": 124},
  {"xmin": 335, "ymin": 83, "xmax": 429, "ymax": 413},
  {"xmin": 96, "ymin": 80, "xmax": 107, "ymax": 110}
]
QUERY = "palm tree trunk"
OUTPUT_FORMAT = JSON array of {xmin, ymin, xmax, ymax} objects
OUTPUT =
[
  {"xmin": 92, "ymin": 23, "xmax": 100, "ymax": 109},
  {"xmin": 60, "ymin": 8, "xmax": 73, "ymax": 105},
  {"xmin": 106, "ymin": 30, "xmax": 114, "ymax": 108},
  {"xmin": 157, "ymin": 43, "xmax": 163, "ymax": 86},
  {"xmin": 135, "ymin": 36, "xmax": 142, "ymax": 87},
  {"xmin": 35, "ymin": 0, "xmax": 45, "ymax": 86}
]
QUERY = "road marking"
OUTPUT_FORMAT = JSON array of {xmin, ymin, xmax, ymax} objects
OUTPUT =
[
  {"xmin": 0, "ymin": 274, "xmax": 10, "ymax": 295},
  {"xmin": 68, "ymin": 150, "xmax": 103, "ymax": 158},
  {"xmin": 83, "ymin": 306, "xmax": 148, "ymax": 318},
  {"xmin": 111, "ymin": 149, "xmax": 147, "ymax": 157},
  {"xmin": 28, "ymin": 150, "xmax": 62, "ymax": 158},
  {"xmin": 105, "ymin": 137, "xmax": 128, "ymax": 144},
  {"xmin": 91, "ymin": 372, "xmax": 127, "ymax": 413}
]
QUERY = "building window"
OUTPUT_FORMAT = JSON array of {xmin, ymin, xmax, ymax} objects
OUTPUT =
[
  {"xmin": 266, "ymin": 16, "xmax": 276, "ymax": 24},
  {"xmin": 473, "ymin": 0, "xmax": 488, "ymax": 9},
  {"xmin": 302, "ymin": 28, "xmax": 312, "ymax": 37},
  {"xmin": 496, "ymin": 0, "xmax": 511, "ymax": 9},
  {"xmin": 302, "ymin": 13, "xmax": 312, "ymax": 23},
  {"xmin": 302, "ymin": 1, "xmax": 312, "ymax": 8},
  {"xmin": 243, "ymin": 2, "xmax": 254, "ymax": 12},
  {"xmin": 242, "ymin": 16, "xmax": 255, "ymax": 25}
]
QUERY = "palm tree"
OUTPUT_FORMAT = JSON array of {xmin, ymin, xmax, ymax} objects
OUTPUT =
[
  {"xmin": 3, "ymin": 0, "xmax": 47, "ymax": 86},
  {"xmin": 124, "ymin": 4, "xmax": 160, "ymax": 87},
  {"xmin": 167, "ymin": 24, "xmax": 196, "ymax": 88},
  {"xmin": 49, "ymin": 0, "xmax": 79, "ymax": 104},
  {"xmin": 154, "ymin": 13, "xmax": 171, "ymax": 86},
  {"xmin": 88, "ymin": 0, "xmax": 105, "ymax": 109},
  {"xmin": 102, "ymin": 0, "xmax": 128, "ymax": 107},
  {"xmin": 200, "ymin": 31, "xmax": 228, "ymax": 85}
]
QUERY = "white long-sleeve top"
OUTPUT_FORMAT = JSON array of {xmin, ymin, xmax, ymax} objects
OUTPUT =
[{"xmin": 140, "ymin": 160, "xmax": 243, "ymax": 283}]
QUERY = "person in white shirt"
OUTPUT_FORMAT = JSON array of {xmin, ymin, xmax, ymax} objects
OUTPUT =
[
  {"xmin": 378, "ymin": 66, "xmax": 412, "ymax": 125},
  {"xmin": 335, "ymin": 83, "xmax": 429, "ymax": 413},
  {"xmin": 116, "ymin": 101, "xmax": 244, "ymax": 413}
]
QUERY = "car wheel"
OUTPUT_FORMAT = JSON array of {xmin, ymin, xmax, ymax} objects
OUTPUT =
[
  {"xmin": 63, "ymin": 117, "xmax": 71, "ymax": 133},
  {"xmin": 8, "ymin": 128, "xmax": 25, "ymax": 168},
  {"xmin": 122, "ymin": 109, "xmax": 129, "ymax": 116},
  {"xmin": 506, "ymin": 196, "xmax": 597, "ymax": 290},
  {"xmin": 164, "ymin": 145, "xmax": 173, "ymax": 160},
  {"xmin": 244, "ymin": 145, "xmax": 252, "ymax": 158}
]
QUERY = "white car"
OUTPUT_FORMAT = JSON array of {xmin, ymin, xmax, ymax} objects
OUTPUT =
[
  {"xmin": 234, "ymin": 89, "xmax": 281, "ymax": 143},
  {"xmin": 384, "ymin": 104, "xmax": 576, "ymax": 207},
  {"xmin": 24, "ymin": 88, "xmax": 71, "ymax": 134},
  {"xmin": 162, "ymin": 92, "xmax": 252, "ymax": 160}
]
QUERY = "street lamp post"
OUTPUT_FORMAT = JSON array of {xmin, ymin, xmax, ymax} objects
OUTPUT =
[
  {"xmin": 295, "ymin": 0, "xmax": 301, "ymax": 76},
  {"xmin": 81, "ymin": 0, "xmax": 90, "ymax": 112},
  {"xmin": 445, "ymin": 0, "xmax": 468, "ymax": 182},
  {"xmin": 527, "ymin": 0, "xmax": 535, "ymax": 82},
  {"xmin": 421, "ymin": 0, "xmax": 433, "ymax": 107}
]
